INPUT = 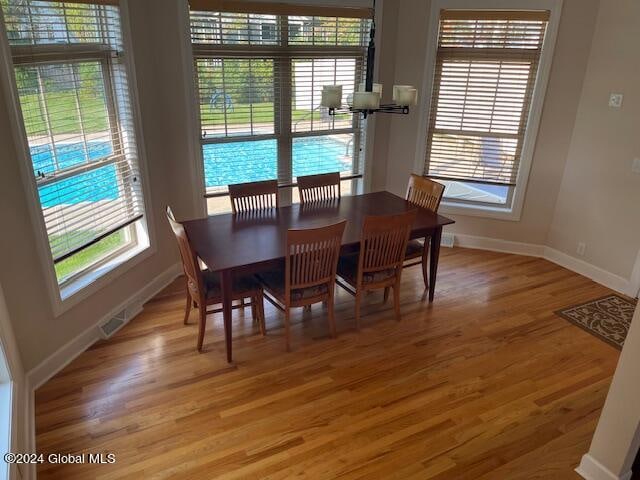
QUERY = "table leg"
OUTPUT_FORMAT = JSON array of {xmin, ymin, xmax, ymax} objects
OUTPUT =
[
  {"xmin": 220, "ymin": 269, "xmax": 233, "ymax": 363},
  {"xmin": 429, "ymin": 227, "xmax": 442, "ymax": 303}
]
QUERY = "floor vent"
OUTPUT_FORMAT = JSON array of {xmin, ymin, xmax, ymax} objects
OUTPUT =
[
  {"xmin": 99, "ymin": 310, "xmax": 126, "ymax": 339},
  {"xmin": 442, "ymin": 233, "xmax": 455, "ymax": 248}
]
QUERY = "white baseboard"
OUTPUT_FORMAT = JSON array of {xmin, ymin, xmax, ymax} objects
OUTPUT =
[
  {"xmin": 576, "ymin": 454, "xmax": 632, "ymax": 480},
  {"xmin": 26, "ymin": 262, "xmax": 181, "ymax": 391},
  {"xmin": 453, "ymin": 233, "xmax": 546, "ymax": 257},
  {"xmin": 22, "ymin": 262, "xmax": 181, "ymax": 479},
  {"xmin": 543, "ymin": 247, "xmax": 632, "ymax": 297},
  {"xmin": 448, "ymin": 234, "xmax": 633, "ymax": 296}
]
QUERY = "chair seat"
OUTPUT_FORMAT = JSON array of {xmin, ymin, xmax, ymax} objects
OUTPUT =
[
  {"xmin": 337, "ymin": 254, "xmax": 396, "ymax": 286},
  {"xmin": 405, "ymin": 238, "xmax": 428, "ymax": 259},
  {"xmin": 257, "ymin": 269, "xmax": 329, "ymax": 303},
  {"xmin": 203, "ymin": 271, "xmax": 261, "ymax": 301}
]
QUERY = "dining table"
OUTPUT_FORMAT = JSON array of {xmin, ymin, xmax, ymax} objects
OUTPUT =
[{"xmin": 183, "ymin": 190, "xmax": 455, "ymax": 362}]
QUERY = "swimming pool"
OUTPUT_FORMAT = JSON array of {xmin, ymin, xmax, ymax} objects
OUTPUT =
[
  {"xmin": 202, "ymin": 136, "xmax": 352, "ymax": 188},
  {"xmin": 33, "ymin": 137, "xmax": 352, "ymax": 206}
]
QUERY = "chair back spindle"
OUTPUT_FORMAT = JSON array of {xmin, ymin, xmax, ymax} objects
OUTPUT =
[
  {"xmin": 405, "ymin": 174, "xmax": 445, "ymax": 212},
  {"xmin": 285, "ymin": 221, "xmax": 346, "ymax": 298},
  {"xmin": 360, "ymin": 211, "xmax": 416, "ymax": 276},
  {"xmin": 229, "ymin": 179, "xmax": 279, "ymax": 214},
  {"xmin": 297, "ymin": 172, "xmax": 341, "ymax": 204}
]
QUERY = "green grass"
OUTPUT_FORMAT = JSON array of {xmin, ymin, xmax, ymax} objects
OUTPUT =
[
  {"xmin": 53, "ymin": 229, "xmax": 127, "ymax": 282},
  {"xmin": 20, "ymin": 91, "xmax": 109, "ymax": 136},
  {"xmin": 20, "ymin": 94, "xmax": 352, "ymax": 136},
  {"xmin": 200, "ymin": 101, "xmax": 352, "ymax": 127}
]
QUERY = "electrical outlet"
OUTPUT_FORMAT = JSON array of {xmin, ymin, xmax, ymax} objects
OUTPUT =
[
  {"xmin": 577, "ymin": 242, "xmax": 586, "ymax": 256},
  {"xmin": 609, "ymin": 93, "xmax": 623, "ymax": 108},
  {"xmin": 632, "ymin": 158, "xmax": 640, "ymax": 174}
]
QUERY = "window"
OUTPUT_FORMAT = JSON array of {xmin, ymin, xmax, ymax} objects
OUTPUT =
[
  {"xmin": 1, "ymin": 0, "xmax": 149, "ymax": 290},
  {"xmin": 423, "ymin": 8, "xmax": 551, "ymax": 212},
  {"xmin": 188, "ymin": 5, "xmax": 371, "ymax": 214}
]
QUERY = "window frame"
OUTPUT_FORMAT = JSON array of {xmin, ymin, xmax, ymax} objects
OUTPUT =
[
  {"xmin": 0, "ymin": 0, "xmax": 156, "ymax": 315},
  {"xmin": 187, "ymin": 8, "xmax": 372, "ymax": 212},
  {"xmin": 414, "ymin": 0, "xmax": 562, "ymax": 221}
]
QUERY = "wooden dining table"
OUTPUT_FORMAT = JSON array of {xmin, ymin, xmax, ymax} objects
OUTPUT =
[{"xmin": 183, "ymin": 191, "xmax": 455, "ymax": 362}]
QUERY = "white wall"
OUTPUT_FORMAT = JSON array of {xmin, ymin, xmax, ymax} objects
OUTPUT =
[{"xmin": 547, "ymin": 0, "xmax": 640, "ymax": 280}]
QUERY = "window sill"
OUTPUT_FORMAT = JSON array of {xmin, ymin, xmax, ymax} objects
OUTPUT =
[
  {"xmin": 54, "ymin": 242, "xmax": 153, "ymax": 317},
  {"xmin": 439, "ymin": 200, "xmax": 522, "ymax": 221}
]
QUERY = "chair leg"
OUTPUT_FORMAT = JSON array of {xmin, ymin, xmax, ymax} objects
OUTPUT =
[
  {"xmin": 257, "ymin": 292, "xmax": 266, "ymax": 336},
  {"xmin": 354, "ymin": 291, "xmax": 361, "ymax": 331},
  {"xmin": 250, "ymin": 295, "xmax": 257, "ymax": 322},
  {"xmin": 183, "ymin": 291, "xmax": 192, "ymax": 325},
  {"xmin": 383, "ymin": 287, "xmax": 390, "ymax": 304},
  {"xmin": 197, "ymin": 305, "xmax": 207, "ymax": 352},
  {"xmin": 393, "ymin": 282, "xmax": 401, "ymax": 322},
  {"xmin": 421, "ymin": 239, "xmax": 430, "ymax": 290},
  {"xmin": 284, "ymin": 307, "xmax": 291, "ymax": 352},
  {"xmin": 327, "ymin": 294, "xmax": 337, "ymax": 339}
]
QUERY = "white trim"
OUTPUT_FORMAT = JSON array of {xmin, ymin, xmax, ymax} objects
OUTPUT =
[
  {"xmin": 178, "ymin": 0, "xmax": 208, "ymax": 218},
  {"xmin": 0, "ymin": 285, "xmax": 26, "ymax": 480},
  {"xmin": 576, "ymin": 454, "xmax": 632, "ymax": 480},
  {"xmin": 413, "ymin": 0, "xmax": 563, "ymax": 221},
  {"xmin": 362, "ymin": 0, "xmax": 384, "ymax": 194},
  {"xmin": 445, "ymin": 234, "xmax": 634, "ymax": 296},
  {"xmin": 27, "ymin": 262, "xmax": 181, "ymax": 391},
  {"xmin": 440, "ymin": 201, "xmax": 522, "ymax": 221},
  {"xmin": 23, "ymin": 382, "xmax": 35, "ymax": 480},
  {"xmin": 629, "ymin": 249, "xmax": 640, "ymax": 299},
  {"xmin": 543, "ymin": 247, "xmax": 633, "ymax": 297},
  {"xmin": 452, "ymin": 233, "xmax": 546, "ymax": 257},
  {"xmin": 0, "ymin": 0, "xmax": 158, "ymax": 317}
]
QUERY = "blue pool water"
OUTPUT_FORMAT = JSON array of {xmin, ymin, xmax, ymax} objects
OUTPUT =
[
  {"xmin": 202, "ymin": 136, "xmax": 350, "ymax": 188},
  {"xmin": 34, "ymin": 142, "xmax": 120, "ymax": 208},
  {"xmin": 34, "ymin": 137, "xmax": 351, "ymax": 207}
]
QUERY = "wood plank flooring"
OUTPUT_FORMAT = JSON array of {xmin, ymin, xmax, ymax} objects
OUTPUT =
[{"xmin": 35, "ymin": 248, "xmax": 622, "ymax": 479}]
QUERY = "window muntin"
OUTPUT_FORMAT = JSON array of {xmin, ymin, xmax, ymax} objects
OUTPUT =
[
  {"xmin": 291, "ymin": 57, "xmax": 358, "ymax": 133},
  {"xmin": 197, "ymin": 57, "xmax": 275, "ymax": 138},
  {"xmin": 190, "ymin": 11, "xmax": 279, "ymax": 46},
  {"xmin": 424, "ymin": 10, "xmax": 548, "ymax": 207},
  {"xmin": 1, "ymin": 0, "xmax": 147, "ymax": 286},
  {"xmin": 190, "ymin": 8, "xmax": 370, "ymax": 206}
]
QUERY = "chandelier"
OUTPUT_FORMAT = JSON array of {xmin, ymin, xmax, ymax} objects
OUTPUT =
[{"xmin": 321, "ymin": 0, "xmax": 417, "ymax": 118}]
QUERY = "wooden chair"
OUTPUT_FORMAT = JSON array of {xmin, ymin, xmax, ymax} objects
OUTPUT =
[
  {"xmin": 336, "ymin": 210, "xmax": 416, "ymax": 328},
  {"xmin": 228, "ymin": 179, "xmax": 279, "ymax": 214},
  {"xmin": 296, "ymin": 172, "xmax": 341, "ymax": 204},
  {"xmin": 402, "ymin": 174, "xmax": 445, "ymax": 290},
  {"xmin": 166, "ymin": 206, "xmax": 265, "ymax": 352},
  {"xmin": 257, "ymin": 221, "xmax": 346, "ymax": 351}
]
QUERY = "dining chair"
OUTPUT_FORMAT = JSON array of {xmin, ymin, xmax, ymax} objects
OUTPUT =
[
  {"xmin": 257, "ymin": 221, "xmax": 346, "ymax": 351},
  {"xmin": 336, "ymin": 210, "xmax": 416, "ymax": 328},
  {"xmin": 296, "ymin": 172, "xmax": 341, "ymax": 204},
  {"xmin": 166, "ymin": 206, "xmax": 265, "ymax": 352},
  {"xmin": 402, "ymin": 174, "xmax": 445, "ymax": 291},
  {"xmin": 228, "ymin": 179, "xmax": 279, "ymax": 214}
]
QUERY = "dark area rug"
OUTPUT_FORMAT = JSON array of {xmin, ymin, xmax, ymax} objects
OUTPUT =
[{"xmin": 556, "ymin": 294, "xmax": 637, "ymax": 349}]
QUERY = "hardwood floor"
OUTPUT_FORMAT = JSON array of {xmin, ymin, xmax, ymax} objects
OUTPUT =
[{"xmin": 35, "ymin": 248, "xmax": 621, "ymax": 479}]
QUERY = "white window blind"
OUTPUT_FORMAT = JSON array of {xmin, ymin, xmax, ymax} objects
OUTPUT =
[
  {"xmin": 189, "ymin": 5, "xmax": 371, "ymax": 199},
  {"xmin": 424, "ymin": 10, "xmax": 549, "ymax": 186},
  {"xmin": 1, "ymin": 0, "xmax": 146, "ymax": 283}
]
